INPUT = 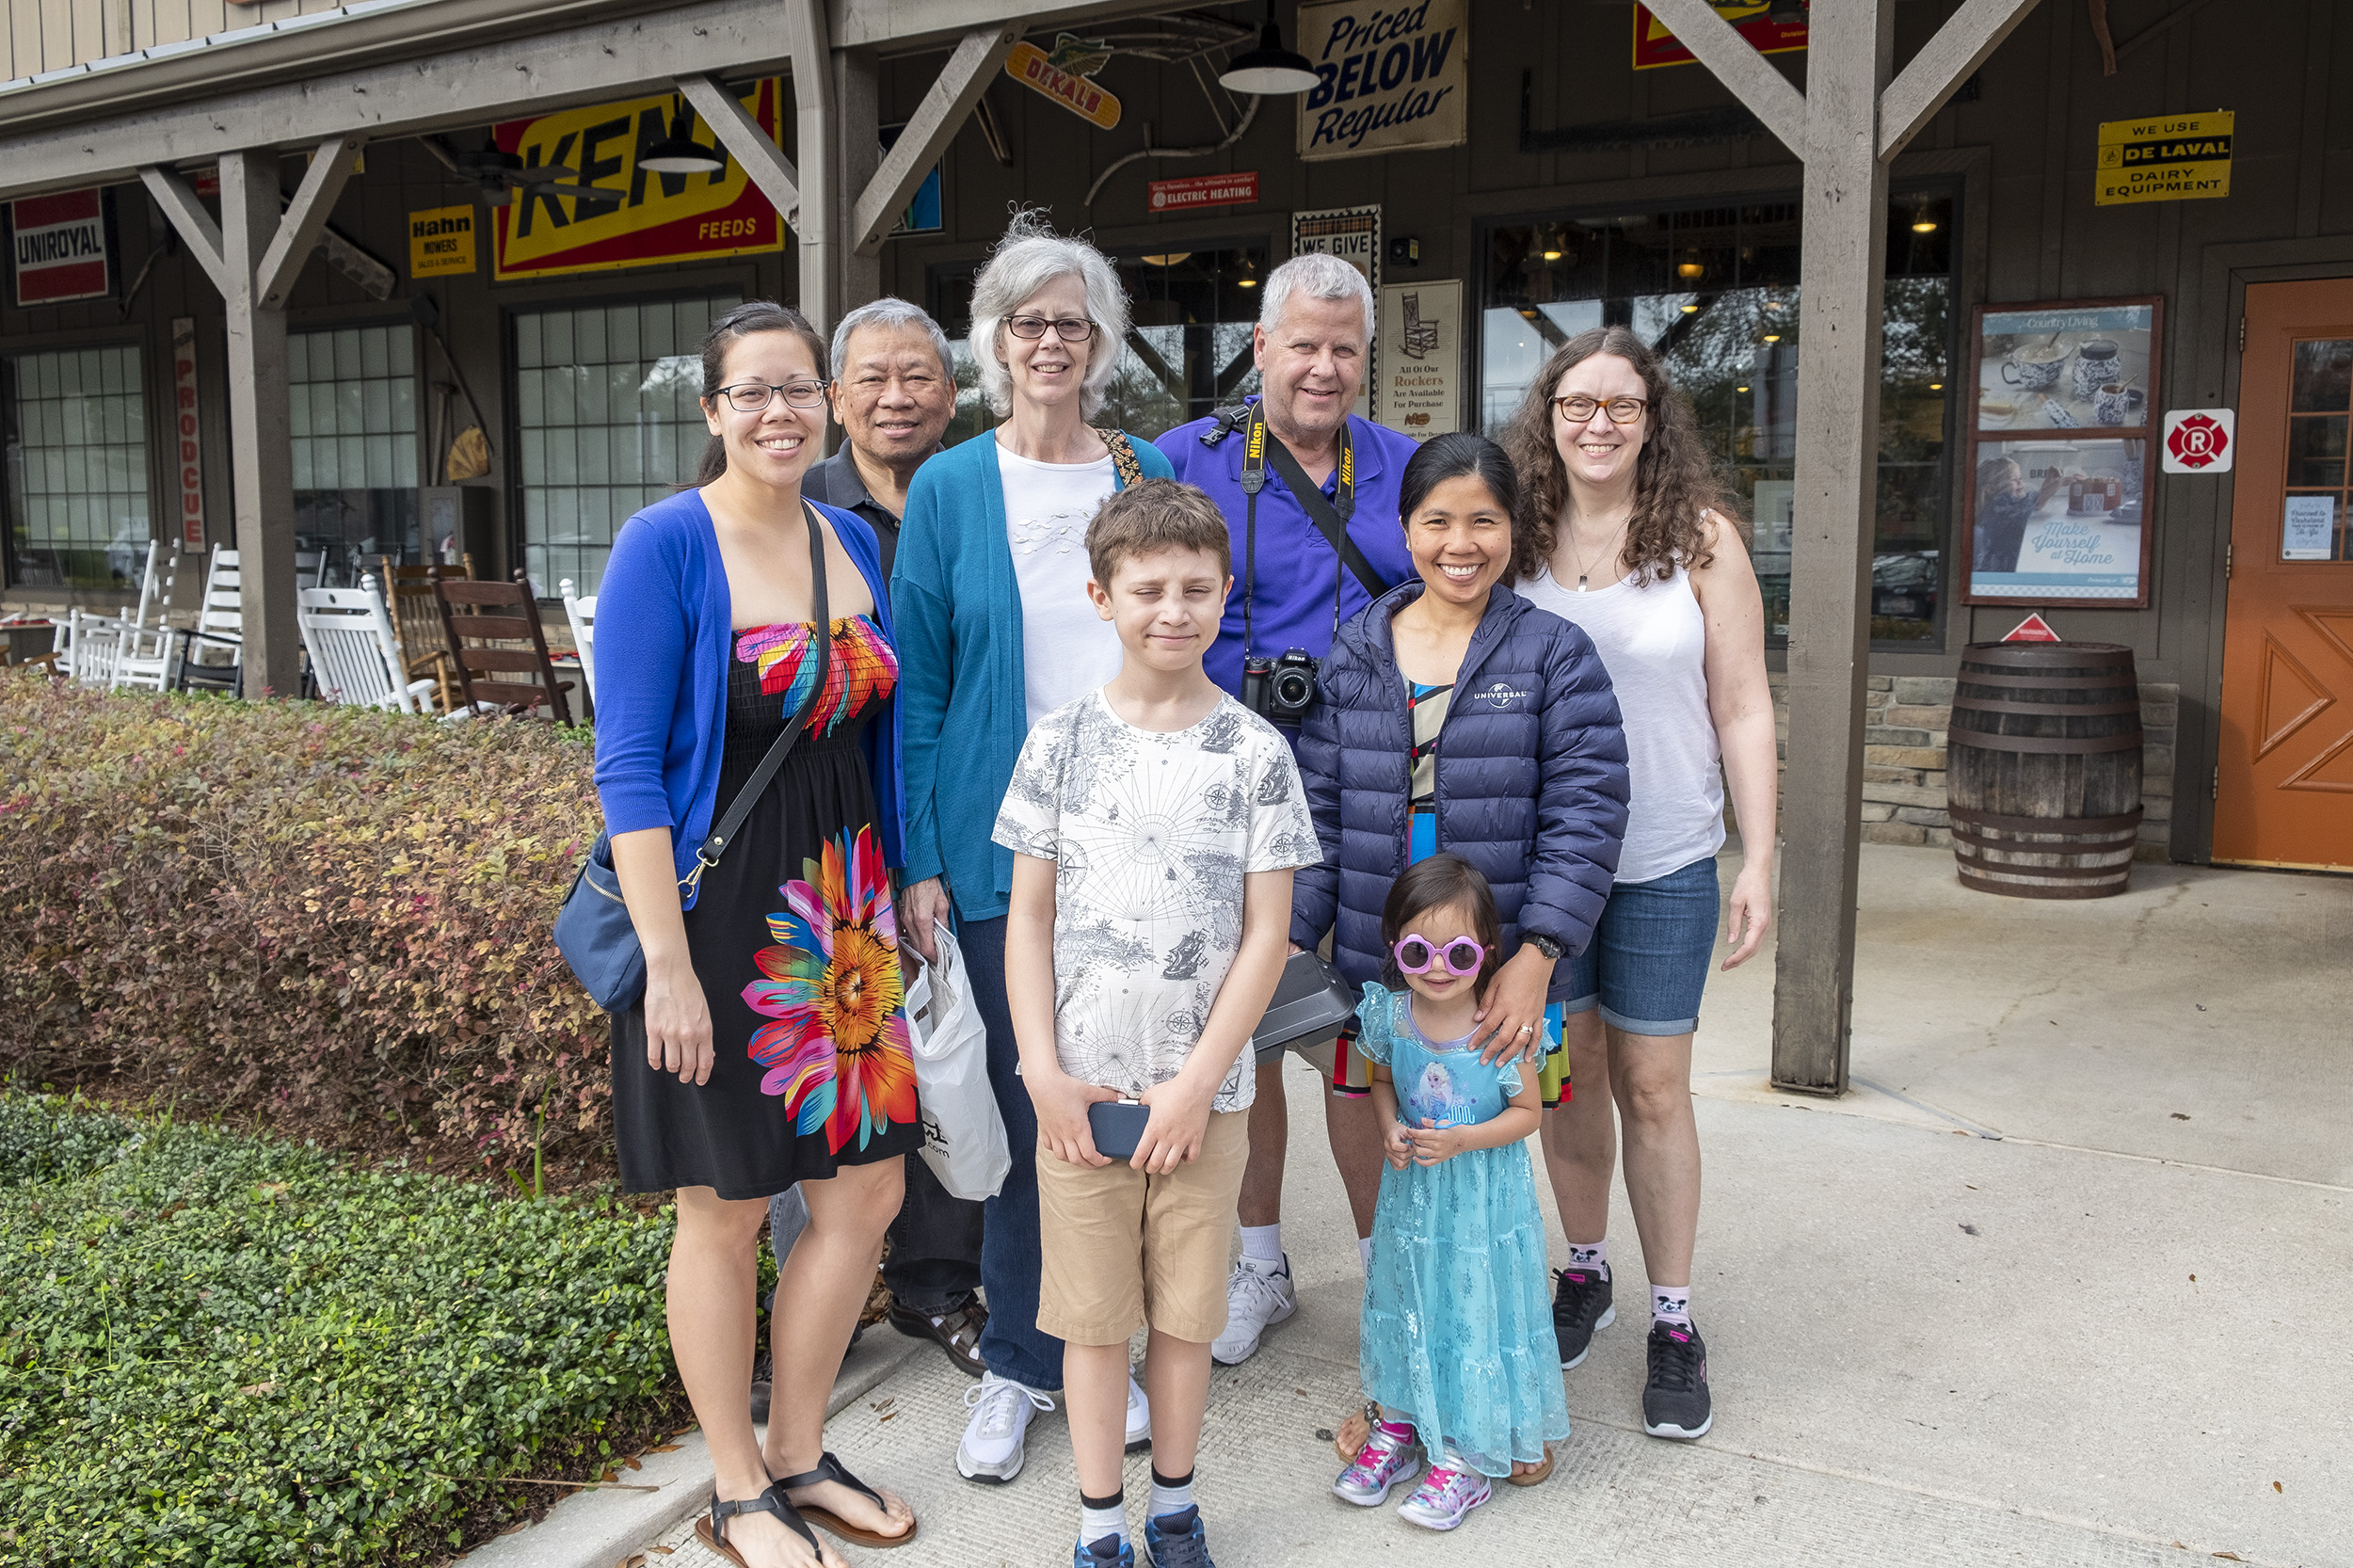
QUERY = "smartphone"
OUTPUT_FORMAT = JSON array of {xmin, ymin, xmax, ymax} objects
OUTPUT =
[{"xmin": 1087, "ymin": 1098, "xmax": 1151, "ymax": 1160}]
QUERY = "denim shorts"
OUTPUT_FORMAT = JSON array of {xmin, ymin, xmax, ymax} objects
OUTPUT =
[{"xmin": 1561, "ymin": 855, "xmax": 1721, "ymax": 1037}]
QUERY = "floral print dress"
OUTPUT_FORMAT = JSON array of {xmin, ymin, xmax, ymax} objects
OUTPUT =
[{"xmin": 613, "ymin": 616, "xmax": 920, "ymax": 1198}]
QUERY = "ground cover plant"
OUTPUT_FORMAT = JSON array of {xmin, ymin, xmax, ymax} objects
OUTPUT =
[
  {"xmin": 0, "ymin": 676, "xmax": 607, "ymax": 1182},
  {"xmin": 0, "ymin": 1093, "xmax": 682, "ymax": 1565}
]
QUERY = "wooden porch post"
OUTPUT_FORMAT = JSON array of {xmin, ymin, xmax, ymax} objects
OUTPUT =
[
  {"xmin": 788, "ymin": 0, "xmax": 839, "ymax": 338},
  {"xmin": 140, "ymin": 137, "xmax": 361, "ymax": 701},
  {"xmin": 1771, "ymin": 0, "xmax": 1894, "ymax": 1095}
]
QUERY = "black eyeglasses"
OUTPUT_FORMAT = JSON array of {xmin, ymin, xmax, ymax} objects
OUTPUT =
[
  {"xmin": 1003, "ymin": 315, "xmax": 1097, "ymax": 343},
  {"xmin": 711, "ymin": 379, "xmax": 830, "ymax": 412},
  {"xmin": 1553, "ymin": 393, "xmax": 1650, "ymax": 425}
]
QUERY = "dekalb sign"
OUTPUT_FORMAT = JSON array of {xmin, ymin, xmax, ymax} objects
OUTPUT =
[{"xmin": 10, "ymin": 188, "xmax": 112, "ymax": 308}]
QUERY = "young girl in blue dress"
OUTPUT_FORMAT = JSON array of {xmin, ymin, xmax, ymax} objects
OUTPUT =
[{"xmin": 1334, "ymin": 854, "xmax": 1571, "ymax": 1530}]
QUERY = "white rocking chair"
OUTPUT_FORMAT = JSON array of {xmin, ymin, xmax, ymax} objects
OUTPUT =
[
  {"xmin": 177, "ymin": 547, "xmax": 244, "ymax": 693},
  {"xmin": 297, "ymin": 576, "xmax": 440, "ymax": 714},
  {"xmin": 559, "ymin": 578, "xmax": 597, "ymax": 711}
]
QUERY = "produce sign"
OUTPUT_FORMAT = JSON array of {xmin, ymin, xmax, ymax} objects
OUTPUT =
[{"xmin": 491, "ymin": 80, "xmax": 783, "ymax": 281}]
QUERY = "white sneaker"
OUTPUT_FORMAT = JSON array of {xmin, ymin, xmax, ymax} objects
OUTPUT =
[
  {"xmin": 1209, "ymin": 1254, "xmax": 1296, "ymax": 1366},
  {"xmin": 1126, "ymin": 1373, "xmax": 1152, "ymax": 1454},
  {"xmin": 957, "ymin": 1369, "xmax": 1055, "ymax": 1484}
]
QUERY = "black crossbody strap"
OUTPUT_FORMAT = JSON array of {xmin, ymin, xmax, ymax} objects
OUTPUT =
[
  {"xmin": 1257, "ymin": 420, "xmax": 1387, "ymax": 602},
  {"xmin": 688, "ymin": 502, "xmax": 833, "ymax": 886}
]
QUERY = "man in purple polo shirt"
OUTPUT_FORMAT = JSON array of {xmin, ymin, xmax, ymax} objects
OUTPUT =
[{"xmin": 1155, "ymin": 252, "xmax": 1417, "ymax": 1368}]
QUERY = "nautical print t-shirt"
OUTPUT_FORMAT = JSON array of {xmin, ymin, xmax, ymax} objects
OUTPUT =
[{"xmin": 991, "ymin": 690, "xmax": 1321, "ymax": 1112}]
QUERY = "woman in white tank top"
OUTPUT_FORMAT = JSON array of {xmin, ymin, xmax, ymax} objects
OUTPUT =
[{"xmin": 1499, "ymin": 325, "xmax": 1778, "ymax": 1443}]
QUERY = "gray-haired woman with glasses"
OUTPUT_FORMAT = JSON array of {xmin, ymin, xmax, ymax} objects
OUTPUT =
[{"xmin": 890, "ymin": 210, "xmax": 1174, "ymax": 1485}]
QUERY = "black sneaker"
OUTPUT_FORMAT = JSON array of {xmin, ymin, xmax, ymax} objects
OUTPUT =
[
  {"xmin": 1642, "ymin": 1319, "xmax": 1712, "ymax": 1439},
  {"xmin": 888, "ymin": 1291, "xmax": 989, "ymax": 1376},
  {"xmin": 1551, "ymin": 1267, "xmax": 1616, "ymax": 1369}
]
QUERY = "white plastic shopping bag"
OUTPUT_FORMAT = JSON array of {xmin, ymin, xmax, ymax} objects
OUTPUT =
[{"xmin": 904, "ymin": 922, "xmax": 1010, "ymax": 1201}]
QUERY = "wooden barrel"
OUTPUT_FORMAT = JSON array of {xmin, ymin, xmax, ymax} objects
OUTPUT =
[{"xmin": 1945, "ymin": 642, "xmax": 2143, "ymax": 899}]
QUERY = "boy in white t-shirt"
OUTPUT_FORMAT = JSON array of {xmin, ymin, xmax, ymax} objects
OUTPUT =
[{"xmin": 993, "ymin": 478, "xmax": 1320, "ymax": 1568}]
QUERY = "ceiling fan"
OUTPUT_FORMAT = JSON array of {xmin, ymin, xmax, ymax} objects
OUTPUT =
[{"xmin": 420, "ymin": 136, "xmax": 605, "ymax": 207}]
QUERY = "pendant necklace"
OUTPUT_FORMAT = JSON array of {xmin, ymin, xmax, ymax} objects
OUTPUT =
[{"xmin": 1567, "ymin": 513, "xmax": 1632, "ymax": 592}]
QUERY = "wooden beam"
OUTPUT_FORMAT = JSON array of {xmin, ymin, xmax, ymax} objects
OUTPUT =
[
  {"xmin": 790, "ymin": 0, "xmax": 838, "ymax": 337},
  {"xmin": 256, "ymin": 135, "xmax": 364, "ymax": 309},
  {"xmin": 1770, "ymin": 0, "xmax": 1895, "ymax": 1096},
  {"xmin": 832, "ymin": 0, "xmax": 1164, "ymax": 55},
  {"xmin": 850, "ymin": 24, "xmax": 1016, "ymax": 257},
  {"xmin": 137, "ymin": 164, "xmax": 229, "ymax": 296},
  {"xmin": 1632, "ymin": 0, "xmax": 1808, "ymax": 156},
  {"xmin": 677, "ymin": 74, "xmax": 801, "ymax": 232},
  {"xmin": 1878, "ymin": 0, "xmax": 2043, "ymax": 161},
  {"xmin": 216, "ymin": 148, "xmax": 301, "ymax": 703}
]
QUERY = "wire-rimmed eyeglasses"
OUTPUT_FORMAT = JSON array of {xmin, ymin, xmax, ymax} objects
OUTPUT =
[
  {"xmin": 711, "ymin": 379, "xmax": 830, "ymax": 412},
  {"xmin": 1003, "ymin": 315, "xmax": 1098, "ymax": 342}
]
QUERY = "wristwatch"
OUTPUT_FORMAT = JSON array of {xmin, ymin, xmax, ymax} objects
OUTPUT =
[{"xmin": 1525, "ymin": 933, "xmax": 1563, "ymax": 962}]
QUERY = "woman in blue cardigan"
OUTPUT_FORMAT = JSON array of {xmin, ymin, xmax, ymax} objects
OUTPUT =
[
  {"xmin": 595, "ymin": 301, "xmax": 918, "ymax": 1565},
  {"xmin": 891, "ymin": 212, "xmax": 1174, "ymax": 1485}
]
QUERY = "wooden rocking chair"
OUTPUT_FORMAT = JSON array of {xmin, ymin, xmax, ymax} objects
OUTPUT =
[{"xmin": 432, "ymin": 571, "xmax": 579, "ymax": 725}]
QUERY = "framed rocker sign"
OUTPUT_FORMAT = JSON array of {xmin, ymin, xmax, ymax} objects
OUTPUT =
[{"xmin": 1961, "ymin": 296, "xmax": 2163, "ymax": 608}]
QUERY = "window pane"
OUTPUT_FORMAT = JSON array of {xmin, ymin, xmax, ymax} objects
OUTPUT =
[
  {"xmin": 5, "ymin": 344, "xmax": 152, "ymax": 590},
  {"xmin": 2286, "ymin": 415, "xmax": 2347, "ymax": 488},
  {"xmin": 2291, "ymin": 340, "xmax": 2353, "ymax": 414}
]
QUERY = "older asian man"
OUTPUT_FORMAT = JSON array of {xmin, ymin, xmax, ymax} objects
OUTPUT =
[{"xmin": 756, "ymin": 298, "xmax": 978, "ymax": 1409}]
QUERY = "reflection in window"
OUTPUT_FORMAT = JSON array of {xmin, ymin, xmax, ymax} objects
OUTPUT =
[
  {"xmin": 290, "ymin": 325, "xmax": 420, "ymax": 585},
  {"xmin": 514, "ymin": 295, "xmax": 739, "ymax": 594},
  {"xmin": 3, "ymin": 345, "xmax": 150, "ymax": 592},
  {"xmin": 932, "ymin": 248, "xmax": 1267, "ymax": 447},
  {"xmin": 1481, "ymin": 194, "xmax": 1957, "ymax": 644}
]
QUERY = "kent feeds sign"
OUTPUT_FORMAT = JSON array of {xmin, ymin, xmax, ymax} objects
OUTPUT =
[
  {"xmin": 10, "ymin": 188, "xmax": 112, "ymax": 308},
  {"xmin": 492, "ymin": 81, "xmax": 784, "ymax": 281},
  {"xmin": 2096, "ymin": 111, "xmax": 2233, "ymax": 206},
  {"xmin": 1296, "ymin": 0, "xmax": 1466, "ymax": 161}
]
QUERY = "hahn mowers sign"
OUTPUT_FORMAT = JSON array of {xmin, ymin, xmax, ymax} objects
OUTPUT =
[
  {"xmin": 1296, "ymin": 0, "xmax": 1466, "ymax": 161},
  {"xmin": 492, "ymin": 81, "xmax": 784, "ymax": 280}
]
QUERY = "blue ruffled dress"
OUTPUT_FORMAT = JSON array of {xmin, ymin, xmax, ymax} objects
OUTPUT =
[{"xmin": 1356, "ymin": 983, "xmax": 1572, "ymax": 1477}]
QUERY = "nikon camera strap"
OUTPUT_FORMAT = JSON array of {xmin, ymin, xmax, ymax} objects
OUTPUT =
[{"xmin": 1240, "ymin": 401, "xmax": 1386, "ymax": 654}]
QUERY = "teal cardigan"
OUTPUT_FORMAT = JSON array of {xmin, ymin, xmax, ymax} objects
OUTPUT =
[{"xmin": 891, "ymin": 430, "xmax": 1174, "ymax": 920}]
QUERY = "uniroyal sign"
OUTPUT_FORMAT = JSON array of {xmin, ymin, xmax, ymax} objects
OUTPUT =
[
  {"xmin": 1148, "ymin": 172, "xmax": 1259, "ymax": 213},
  {"xmin": 170, "ymin": 318, "xmax": 206, "ymax": 549},
  {"xmin": 10, "ymin": 188, "xmax": 112, "ymax": 308}
]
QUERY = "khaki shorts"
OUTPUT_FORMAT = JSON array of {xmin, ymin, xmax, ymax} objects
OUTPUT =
[{"xmin": 1033, "ymin": 1108, "xmax": 1251, "ymax": 1346}]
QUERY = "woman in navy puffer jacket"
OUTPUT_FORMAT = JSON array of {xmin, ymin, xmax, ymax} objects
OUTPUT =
[{"xmin": 1291, "ymin": 432, "xmax": 1630, "ymax": 1101}]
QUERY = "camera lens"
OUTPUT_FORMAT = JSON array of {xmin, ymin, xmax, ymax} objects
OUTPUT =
[{"xmin": 1274, "ymin": 670, "xmax": 1313, "ymax": 707}]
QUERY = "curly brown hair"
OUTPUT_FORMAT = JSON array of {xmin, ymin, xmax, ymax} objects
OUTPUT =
[{"xmin": 1497, "ymin": 325, "xmax": 1743, "ymax": 584}]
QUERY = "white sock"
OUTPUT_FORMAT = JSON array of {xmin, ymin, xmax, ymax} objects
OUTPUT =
[
  {"xmin": 1652, "ymin": 1285, "xmax": 1691, "ymax": 1326},
  {"xmin": 1357, "ymin": 1235, "xmax": 1374, "ymax": 1272},
  {"xmin": 1080, "ymin": 1493, "xmax": 1128, "ymax": 1548},
  {"xmin": 1567, "ymin": 1240, "xmax": 1609, "ymax": 1279},
  {"xmin": 1240, "ymin": 1224, "xmax": 1283, "ymax": 1265},
  {"xmin": 1147, "ymin": 1466, "xmax": 1194, "ymax": 1519}
]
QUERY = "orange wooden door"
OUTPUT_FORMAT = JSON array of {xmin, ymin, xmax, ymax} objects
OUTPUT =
[{"xmin": 2215, "ymin": 280, "xmax": 2353, "ymax": 868}]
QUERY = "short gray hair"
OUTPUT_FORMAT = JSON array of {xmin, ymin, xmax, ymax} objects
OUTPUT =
[
  {"xmin": 830, "ymin": 296, "xmax": 952, "ymax": 381},
  {"xmin": 1258, "ymin": 252, "xmax": 1375, "ymax": 344},
  {"xmin": 968, "ymin": 210, "xmax": 1130, "ymax": 420}
]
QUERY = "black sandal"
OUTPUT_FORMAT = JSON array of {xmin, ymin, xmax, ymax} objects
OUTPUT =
[
  {"xmin": 775, "ymin": 1450, "xmax": 919, "ymax": 1548},
  {"xmin": 696, "ymin": 1483, "xmax": 820, "ymax": 1566}
]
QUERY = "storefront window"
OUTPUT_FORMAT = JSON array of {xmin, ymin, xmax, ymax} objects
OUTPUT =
[
  {"xmin": 514, "ymin": 294, "xmax": 737, "ymax": 594},
  {"xmin": 932, "ymin": 247, "xmax": 1267, "ymax": 447},
  {"xmin": 290, "ymin": 325, "xmax": 419, "ymax": 584},
  {"xmin": 1481, "ymin": 193, "xmax": 1956, "ymax": 645},
  {"xmin": 3, "ymin": 345, "xmax": 151, "ymax": 592}
]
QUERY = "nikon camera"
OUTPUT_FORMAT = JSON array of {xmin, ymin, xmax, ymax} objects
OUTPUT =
[{"xmin": 1241, "ymin": 648, "xmax": 1320, "ymax": 726}]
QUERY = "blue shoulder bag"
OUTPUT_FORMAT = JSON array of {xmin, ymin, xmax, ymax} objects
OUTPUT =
[{"xmin": 554, "ymin": 504, "xmax": 833, "ymax": 1013}]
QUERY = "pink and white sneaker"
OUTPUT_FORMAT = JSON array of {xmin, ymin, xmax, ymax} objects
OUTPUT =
[
  {"xmin": 1331, "ymin": 1421, "xmax": 1422, "ymax": 1507},
  {"xmin": 1395, "ymin": 1453, "xmax": 1492, "ymax": 1531}
]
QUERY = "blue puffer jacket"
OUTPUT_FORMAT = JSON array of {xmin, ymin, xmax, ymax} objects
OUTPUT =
[{"xmin": 1290, "ymin": 580, "xmax": 1631, "ymax": 997}]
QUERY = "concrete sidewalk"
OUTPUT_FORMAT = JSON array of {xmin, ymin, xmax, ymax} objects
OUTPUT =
[{"xmin": 592, "ymin": 844, "xmax": 2347, "ymax": 1568}]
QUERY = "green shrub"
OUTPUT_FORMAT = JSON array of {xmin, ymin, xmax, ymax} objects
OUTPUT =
[
  {"xmin": 0, "ymin": 679, "xmax": 606, "ymax": 1175},
  {"xmin": 0, "ymin": 1094, "xmax": 678, "ymax": 1566}
]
